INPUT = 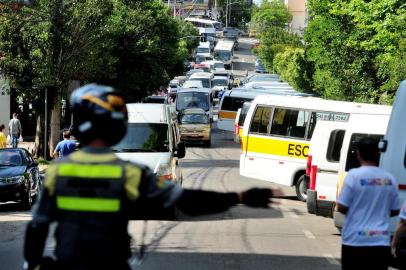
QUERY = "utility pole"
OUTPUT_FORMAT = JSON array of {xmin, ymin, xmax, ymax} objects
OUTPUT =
[{"xmin": 225, "ymin": 0, "xmax": 228, "ymax": 27}]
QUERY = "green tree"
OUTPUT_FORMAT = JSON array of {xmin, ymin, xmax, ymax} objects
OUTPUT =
[
  {"xmin": 251, "ymin": 0, "xmax": 291, "ymax": 35},
  {"xmin": 305, "ymin": 0, "xmax": 406, "ymax": 103},
  {"xmin": 0, "ymin": 0, "xmax": 195, "ymax": 157},
  {"xmin": 216, "ymin": 0, "xmax": 252, "ymax": 30}
]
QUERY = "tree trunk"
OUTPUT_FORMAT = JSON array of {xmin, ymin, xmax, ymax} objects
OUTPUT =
[
  {"xmin": 33, "ymin": 115, "xmax": 44, "ymax": 159},
  {"xmin": 49, "ymin": 92, "xmax": 61, "ymax": 157}
]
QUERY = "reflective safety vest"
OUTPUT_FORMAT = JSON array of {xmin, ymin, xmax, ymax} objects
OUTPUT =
[{"xmin": 51, "ymin": 156, "xmax": 139, "ymax": 263}]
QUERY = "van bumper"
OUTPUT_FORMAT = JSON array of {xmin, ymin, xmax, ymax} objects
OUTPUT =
[{"xmin": 307, "ymin": 189, "xmax": 335, "ymax": 218}]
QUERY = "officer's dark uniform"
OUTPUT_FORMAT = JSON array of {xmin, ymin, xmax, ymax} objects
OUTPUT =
[{"xmin": 23, "ymin": 84, "xmax": 275, "ymax": 270}]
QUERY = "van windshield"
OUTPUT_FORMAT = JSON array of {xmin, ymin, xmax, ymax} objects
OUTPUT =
[
  {"xmin": 112, "ymin": 123, "xmax": 169, "ymax": 152},
  {"xmin": 190, "ymin": 78, "xmax": 211, "ymax": 88},
  {"xmin": 181, "ymin": 114, "xmax": 209, "ymax": 124},
  {"xmin": 213, "ymin": 79, "xmax": 228, "ymax": 86},
  {"xmin": 214, "ymin": 51, "xmax": 231, "ymax": 62},
  {"xmin": 197, "ymin": 47, "xmax": 210, "ymax": 54},
  {"xmin": 177, "ymin": 92, "xmax": 210, "ymax": 111}
]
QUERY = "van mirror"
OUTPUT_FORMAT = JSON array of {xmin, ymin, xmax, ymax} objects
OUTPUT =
[
  {"xmin": 175, "ymin": 142, "xmax": 186, "ymax": 159},
  {"xmin": 378, "ymin": 139, "xmax": 387, "ymax": 153}
]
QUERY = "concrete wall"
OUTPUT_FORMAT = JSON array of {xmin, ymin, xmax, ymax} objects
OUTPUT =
[{"xmin": 0, "ymin": 75, "xmax": 10, "ymax": 133}]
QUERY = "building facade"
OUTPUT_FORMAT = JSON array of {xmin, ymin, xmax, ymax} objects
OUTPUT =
[{"xmin": 284, "ymin": 0, "xmax": 307, "ymax": 36}]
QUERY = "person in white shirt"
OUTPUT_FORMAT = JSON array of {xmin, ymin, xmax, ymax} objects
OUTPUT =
[
  {"xmin": 392, "ymin": 202, "xmax": 406, "ymax": 269},
  {"xmin": 337, "ymin": 137, "xmax": 399, "ymax": 270}
]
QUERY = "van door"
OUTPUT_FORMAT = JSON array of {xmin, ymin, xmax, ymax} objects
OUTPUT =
[{"xmin": 314, "ymin": 125, "xmax": 346, "ymax": 203}]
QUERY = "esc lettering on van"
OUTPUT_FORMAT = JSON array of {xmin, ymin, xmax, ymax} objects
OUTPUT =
[{"xmin": 242, "ymin": 136, "xmax": 309, "ymax": 159}]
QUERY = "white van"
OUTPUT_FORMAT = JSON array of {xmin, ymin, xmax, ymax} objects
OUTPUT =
[
  {"xmin": 176, "ymin": 87, "xmax": 213, "ymax": 122},
  {"xmin": 333, "ymin": 112, "xmax": 391, "ymax": 229},
  {"xmin": 113, "ymin": 104, "xmax": 185, "ymax": 183},
  {"xmin": 213, "ymin": 40, "xmax": 234, "ymax": 69},
  {"xmin": 196, "ymin": 42, "xmax": 211, "ymax": 58},
  {"xmin": 379, "ymin": 80, "xmax": 406, "ymax": 233},
  {"xmin": 189, "ymin": 72, "xmax": 213, "ymax": 89},
  {"xmin": 306, "ymin": 120, "xmax": 347, "ymax": 217},
  {"xmin": 240, "ymin": 95, "xmax": 392, "ymax": 201}
]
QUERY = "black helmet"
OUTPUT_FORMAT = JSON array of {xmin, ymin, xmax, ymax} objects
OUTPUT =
[{"xmin": 70, "ymin": 83, "xmax": 127, "ymax": 146}]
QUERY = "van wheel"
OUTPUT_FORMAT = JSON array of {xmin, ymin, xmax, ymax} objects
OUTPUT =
[{"xmin": 295, "ymin": 175, "xmax": 307, "ymax": 202}]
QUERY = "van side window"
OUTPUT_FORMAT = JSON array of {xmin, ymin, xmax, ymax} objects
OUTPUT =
[
  {"xmin": 270, "ymin": 108, "xmax": 310, "ymax": 139},
  {"xmin": 222, "ymin": 97, "xmax": 251, "ymax": 111},
  {"xmin": 249, "ymin": 106, "xmax": 272, "ymax": 134},
  {"xmin": 345, "ymin": 133, "xmax": 384, "ymax": 171},
  {"xmin": 326, "ymin": 129, "xmax": 345, "ymax": 162},
  {"xmin": 307, "ymin": 112, "xmax": 317, "ymax": 139}
]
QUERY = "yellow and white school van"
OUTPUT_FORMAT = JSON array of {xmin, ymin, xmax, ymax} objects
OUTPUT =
[{"xmin": 240, "ymin": 94, "xmax": 392, "ymax": 201}]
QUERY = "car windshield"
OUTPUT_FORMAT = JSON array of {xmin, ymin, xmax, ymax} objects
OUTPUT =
[
  {"xmin": 213, "ymin": 79, "xmax": 228, "ymax": 86},
  {"xmin": 195, "ymin": 56, "xmax": 205, "ymax": 63},
  {"xmin": 190, "ymin": 78, "xmax": 210, "ymax": 88},
  {"xmin": 112, "ymin": 123, "xmax": 169, "ymax": 152},
  {"xmin": 197, "ymin": 47, "xmax": 209, "ymax": 54},
  {"xmin": 181, "ymin": 114, "xmax": 209, "ymax": 124},
  {"xmin": 214, "ymin": 51, "xmax": 231, "ymax": 61},
  {"xmin": 214, "ymin": 63, "xmax": 224, "ymax": 69},
  {"xmin": 0, "ymin": 150, "xmax": 23, "ymax": 166},
  {"xmin": 177, "ymin": 92, "xmax": 210, "ymax": 111},
  {"xmin": 249, "ymin": 76, "xmax": 280, "ymax": 82}
]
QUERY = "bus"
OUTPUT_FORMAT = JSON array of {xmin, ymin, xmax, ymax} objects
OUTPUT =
[
  {"xmin": 217, "ymin": 88, "xmax": 304, "ymax": 132},
  {"xmin": 213, "ymin": 40, "xmax": 235, "ymax": 69},
  {"xmin": 185, "ymin": 17, "xmax": 222, "ymax": 31},
  {"xmin": 240, "ymin": 94, "xmax": 392, "ymax": 200},
  {"xmin": 176, "ymin": 88, "xmax": 213, "ymax": 122}
]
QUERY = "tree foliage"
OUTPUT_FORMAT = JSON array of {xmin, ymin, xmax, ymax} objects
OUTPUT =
[
  {"xmin": 251, "ymin": 0, "xmax": 291, "ymax": 34},
  {"xmin": 216, "ymin": 0, "xmax": 252, "ymax": 30},
  {"xmin": 305, "ymin": 0, "xmax": 406, "ymax": 103},
  {"xmin": 0, "ymin": 0, "xmax": 195, "ymax": 157}
]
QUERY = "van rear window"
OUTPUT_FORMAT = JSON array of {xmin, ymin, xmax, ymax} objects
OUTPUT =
[
  {"xmin": 221, "ymin": 97, "xmax": 252, "ymax": 112},
  {"xmin": 345, "ymin": 133, "xmax": 383, "ymax": 171},
  {"xmin": 326, "ymin": 130, "xmax": 345, "ymax": 162}
]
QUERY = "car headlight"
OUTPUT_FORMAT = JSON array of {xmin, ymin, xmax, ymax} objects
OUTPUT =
[
  {"xmin": 156, "ymin": 163, "xmax": 172, "ymax": 180},
  {"xmin": 0, "ymin": 176, "xmax": 24, "ymax": 184}
]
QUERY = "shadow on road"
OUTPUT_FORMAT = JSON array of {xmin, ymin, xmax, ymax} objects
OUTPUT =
[
  {"xmin": 138, "ymin": 251, "xmax": 341, "ymax": 270},
  {"xmin": 273, "ymin": 195, "xmax": 299, "ymax": 201},
  {"xmin": 0, "ymin": 202, "xmax": 27, "ymax": 212},
  {"xmin": 176, "ymin": 205, "xmax": 284, "ymax": 222},
  {"xmin": 181, "ymin": 159, "xmax": 239, "ymax": 168}
]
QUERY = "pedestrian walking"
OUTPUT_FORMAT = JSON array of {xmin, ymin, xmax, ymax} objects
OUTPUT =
[
  {"xmin": 392, "ymin": 202, "xmax": 406, "ymax": 269},
  {"xmin": 23, "ymin": 83, "xmax": 283, "ymax": 270},
  {"xmin": 8, "ymin": 113, "xmax": 22, "ymax": 148},
  {"xmin": 0, "ymin": 124, "xmax": 7, "ymax": 148},
  {"xmin": 337, "ymin": 137, "xmax": 400, "ymax": 270},
  {"xmin": 53, "ymin": 130, "xmax": 77, "ymax": 158}
]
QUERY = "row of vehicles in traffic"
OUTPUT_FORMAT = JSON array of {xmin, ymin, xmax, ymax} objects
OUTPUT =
[{"xmin": 215, "ymin": 73, "xmax": 405, "ymax": 233}]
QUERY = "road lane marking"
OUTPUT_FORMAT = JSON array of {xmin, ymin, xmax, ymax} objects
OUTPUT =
[
  {"xmin": 323, "ymin": 254, "xmax": 340, "ymax": 265},
  {"xmin": 302, "ymin": 229, "xmax": 315, "ymax": 239}
]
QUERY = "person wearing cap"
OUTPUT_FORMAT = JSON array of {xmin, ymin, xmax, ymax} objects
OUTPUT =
[
  {"xmin": 23, "ymin": 83, "xmax": 283, "ymax": 270},
  {"xmin": 337, "ymin": 137, "xmax": 400, "ymax": 270}
]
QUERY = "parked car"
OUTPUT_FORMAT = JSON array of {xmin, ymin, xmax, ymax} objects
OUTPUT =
[{"xmin": 0, "ymin": 148, "xmax": 41, "ymax": 209}]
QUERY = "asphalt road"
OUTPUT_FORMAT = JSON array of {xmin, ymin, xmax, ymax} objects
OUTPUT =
[{"xmin": 0, "ymin": 38, "xmax": 342, "ymax": 270}]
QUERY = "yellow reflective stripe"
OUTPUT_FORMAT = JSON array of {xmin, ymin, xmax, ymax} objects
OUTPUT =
[
  {"xmin": 243, "ymin": 135, "xmax": 309, "ymax": 159},
  {"xmin": 69, "ymin": 151, "xmax": 118, "ymax": 163},
  {"xmin": 125, "ymin": 164, "xmax": 142, "ymax": 200},
  {"xmin": 56, "ymin": 196, "xmax": 120, "ymax": 212},
  {"xmin": 58, "ymin": 164, "xmax": 122, "ymax": 178}
]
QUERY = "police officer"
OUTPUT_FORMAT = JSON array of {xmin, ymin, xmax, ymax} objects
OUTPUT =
[{"xmin": 23, "ymin": 84, "xmax": 282, "ymax": 270}]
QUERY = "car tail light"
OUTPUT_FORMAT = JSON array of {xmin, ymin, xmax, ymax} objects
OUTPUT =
[
  {"xmin": 305, "ymin": 155, "xmax": 312, "ymax": 175},
  {"xmin": 309, "ymin": 165, "xmax": 317, "ymax": 190}
]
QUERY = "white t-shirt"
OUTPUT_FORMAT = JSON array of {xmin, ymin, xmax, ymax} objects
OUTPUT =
[
  {"xmin": 338, "ymin": 165, "xmax": 399, "ymax": 246},
  {"xmin": 399, "ymin": 201, "xmax": 406, "ymax": 220}
]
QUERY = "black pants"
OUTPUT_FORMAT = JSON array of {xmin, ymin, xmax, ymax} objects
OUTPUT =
[{"xmin": 342, "ymin": 245, "xmax": 391, "ymax": 270}]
